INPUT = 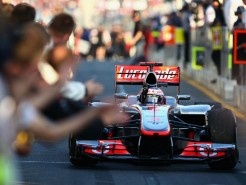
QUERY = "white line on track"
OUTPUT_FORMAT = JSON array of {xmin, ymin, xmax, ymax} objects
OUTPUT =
[
  {"xmin": 15, "ymin": 181, "xmax": 40, "ymax": 185},
  {"xmin": 15, "ymin": 160, "xmax": 70, "ymax": 164}
]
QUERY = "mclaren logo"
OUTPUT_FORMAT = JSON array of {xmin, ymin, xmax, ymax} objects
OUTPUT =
[{"xmin": 117, "ymin": 67, "xmax": 177, "ymax": 80}]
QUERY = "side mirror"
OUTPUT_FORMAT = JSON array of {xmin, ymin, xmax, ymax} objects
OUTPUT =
[
  {"xmin": 177, "ymin": 95, "xmax": 191, "ymax": 101},
  {"xmin": 114, "ymin": 93, "xmax": 128, "ymax": 99}
]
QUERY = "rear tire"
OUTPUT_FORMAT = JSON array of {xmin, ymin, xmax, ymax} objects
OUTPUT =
[{"xmin": 207, "ymin": 108, "xmax": 238, "ymax": 170}]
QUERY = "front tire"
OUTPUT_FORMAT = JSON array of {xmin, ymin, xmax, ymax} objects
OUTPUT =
[
  {"xmin": 68, "ymin": 135, "xmax": 98, "ymax": 167},
  {"xmin": 207, "ymin": 108, "xmax": 238, "ymax": 170}
]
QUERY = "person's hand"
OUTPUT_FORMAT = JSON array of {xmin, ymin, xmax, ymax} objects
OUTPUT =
[
  {"xmin": 85, "ymin": 79, "xmax": 104, "ymax": 97},
  {"xmin": 99, "ymin": 105, "xmax": 129, "ymax": 126},
  {"xmin": 13, "ymin": 130, "xmax": 34, "ymax": 156}
]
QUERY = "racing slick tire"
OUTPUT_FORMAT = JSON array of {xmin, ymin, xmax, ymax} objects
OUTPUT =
[
  {"xmin": 194, "ymin": 102, "xmax": 222, "ymax": 109},
  {"xmin": 69, "ymin": 135, "xmax": 98, "ymax": 166},
  {"xmin": 68, "ymin": 119, "xmax": 104, "ymax": 166},
  {"xmin": 207, "ymin": 108, "xmax": 238, "ymax": 170}
]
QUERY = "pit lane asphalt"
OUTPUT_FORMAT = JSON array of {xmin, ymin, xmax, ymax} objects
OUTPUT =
[{"xmin": 17, "ymin": 61, "xmax": 246, "ymax": 185}]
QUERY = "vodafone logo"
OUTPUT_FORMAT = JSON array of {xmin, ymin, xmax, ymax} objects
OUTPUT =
[
  {"xmin": 199, "ymin": 145, "xmax": 218, "ymax": 157},
  {"xmin": 147, "ymin": 89, "xmax": 163, "ymax": 95},
  {"xmin": 117, "ymin": 67, "xmax": 177, "ymax": 80},
  {"xmin": 92, "ymin": 146, "xmax": 110, "ymax": 154}
]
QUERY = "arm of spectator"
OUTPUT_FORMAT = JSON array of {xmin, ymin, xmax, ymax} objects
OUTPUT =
[
  {"xmin": 83, "ymin": 79, "xmax": 104, "ymax": 101},
  {"xmin": 18, "ymin": 102, "xmax": 128, "ymax": 141},
  {"xmin": 60, "ymin": 79, "xmax": 103, "ymax": 101},
  {"xmin": 60, "ymin": 81, "xmax": 87, "ymax": 101},
  {"xmin": 27, "ymin": 107, "xmax": 101, "ymax": 141},
  {"xmin": 29, "ymin": 80, "xmax": 64, "ymax": 110}
]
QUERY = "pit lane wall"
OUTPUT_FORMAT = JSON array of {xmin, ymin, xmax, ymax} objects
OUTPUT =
[{"xmin": 155, "ymin": 26, "xmax": 246, "ymax": 114}]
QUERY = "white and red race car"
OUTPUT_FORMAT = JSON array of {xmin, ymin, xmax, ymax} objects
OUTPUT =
[{"xmin": 69, "ymin": 62, "xmax": 239, "ymax": 169}]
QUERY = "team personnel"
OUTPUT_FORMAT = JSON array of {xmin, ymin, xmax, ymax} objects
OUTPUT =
[
  {"xmin": 233, "ymin": 6, "xmax": 245, "ymax": 29},
  {"xmin": 242, "ymin": 0, "xmax": 246, "ymax": 28},
  {"xmin": 131, "ymin": 11, "xmax": 145, "ymax": 63}
]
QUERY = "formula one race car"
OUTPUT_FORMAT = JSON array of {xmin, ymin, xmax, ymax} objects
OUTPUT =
[{"xmin": 68, "ymin": 62, "xmax": 239, "ymax": 170}]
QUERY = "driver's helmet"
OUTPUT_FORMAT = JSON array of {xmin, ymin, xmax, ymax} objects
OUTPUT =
[{"xmin": 145, "ymin": 87, "xmax": 165, "ymax": 104}]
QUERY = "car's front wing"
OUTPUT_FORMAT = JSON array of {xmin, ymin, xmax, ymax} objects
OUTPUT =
[{"xmin": 74, "ymin": 140, "xmax": 236, "ymax": 162}]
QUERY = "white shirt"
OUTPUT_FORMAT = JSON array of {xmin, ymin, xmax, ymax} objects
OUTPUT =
[
  {"xmin": 60, "ymin": 81, "xmax": 86, "ymax": 101},
  {"xmin": 205, "ymin": 5, "xmax": 216, "ymax": 26}
]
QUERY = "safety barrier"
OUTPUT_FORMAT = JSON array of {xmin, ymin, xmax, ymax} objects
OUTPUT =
[
  {"xmin": 234, "ymin": 85, "xmax": 246, "ymax": 113},
  {"xmin": 186, "ymin": 66, "xmax": 237, "ymax": 100}
]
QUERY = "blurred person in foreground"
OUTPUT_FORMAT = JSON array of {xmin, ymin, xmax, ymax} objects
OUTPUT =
[
  {"xmin": 41, "ymin": 44, "xmax": 123, "ymax": 141},
  {"xmin": 0, "ymin": 19, "xmax": 128, "ymax": 185},
  {"xmin": 0, "ymin": 11, "xmax": 19, "ymax": 185},
  {"xmin": 7, "ymin": 5, "xmax": 102, "ymax": 103},
  {"xmin": 0, "ymin": 14, "xmax": 46, "ymax": 185},
  {"xmin": 10, "ymin": 3, "xmax": 36, "ymax": 26},
  {"xmin": 12, "ymin": 23, "xmax": 128, "ymax": 144},
  {"xmin": 41, "ymin": 44, "xmax": 103, "ymax": 119},
  {"xmin": 2, "ymin": 3, "xmax": 14, "ymax": 18}
]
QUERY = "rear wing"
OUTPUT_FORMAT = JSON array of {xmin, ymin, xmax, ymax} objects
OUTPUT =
[{"xmin": 115, "ymin": 65, "xmax": 180, "ymax": 93}]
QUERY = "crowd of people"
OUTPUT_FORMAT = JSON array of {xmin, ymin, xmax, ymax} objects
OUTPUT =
[
  {"xmin": 0, "ymin": 2, "xmax": 130, "ymax": 185},
  {"xmin": 71, "ymin": 0, "xmax": 239, "ymax": 71},
  {"xmin": 73, "ymin": 11, "xmax": 151, "ymax": 62},
  {"xmin": 160, "ymin": 0, "xmax": 246, "ymax": 84}
]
